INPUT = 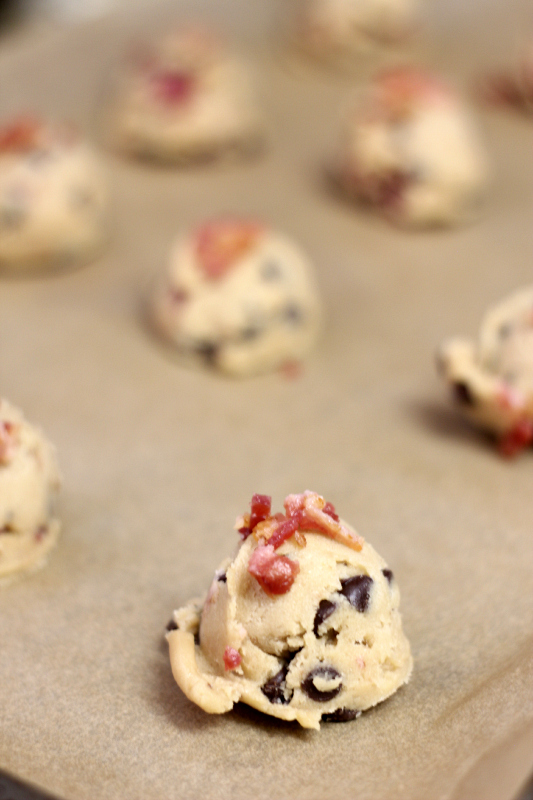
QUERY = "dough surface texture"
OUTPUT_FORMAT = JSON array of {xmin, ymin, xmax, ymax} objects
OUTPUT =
[
  {"xmin": 293, "ymin": 0, "xmax": 419, "ymax": 67},
  {"xmin": 438, "ymin": 285, "xmax": 533, "ymax": 457},
  {"xmin": 0, "ymin": 118, "xmax": 108, "ymax": 271},
  {"xmin": 109, "ymin": 28, "xmax": 263, "ymax": 163},
  {"xmin": 150, "ymin": 218, "xmax": 322, "ymax": 377},
  {"xmin": 167, "ymin": 491, "xmax": 412, "ymax": 729},
  {"xmin": 334, "ymin": 67, "xmax": 489, "ymax": 227},
  {"xmin": 0, "ymin": 399, "xmax": 61, "ymax": 579}
]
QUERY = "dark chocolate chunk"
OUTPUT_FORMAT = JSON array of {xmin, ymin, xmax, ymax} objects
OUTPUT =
[
  {"xmin": 340, "ymin": 575, "xmax": 373, "ymax": 612},
  {"xmin": 166, "ymin": 619, "xmax": 178, "ymax": 631},
  {"xmin": 260, "ymin": 261, "xmax": 282, "ymax": 281},
  {"xmin": 261, "ymin": 665, "xmax": 292, "ymax": 705},
  {"xmin": 382, "ymin": 568, "xmax": 394, "ymax": 584},
  {"xmin": 0, "ymin": 206, "xmax": 26, "ymax": 230},
  {"xmin": 453, "ymin": 381, "xmax": 474, "ymax": 406},
  {"xmin": 216, "ymin": 570, "xmax": 227, "ymax": 583},
  {"xmin": 284, "ymin": 304, "xmax": 303, "ymax": 325},
  {"xmin": 301, "ymin": 665, "xmax": 342, "ymax": 702},
  {"xmin": 321, "ymin": 707, "xmax": 360, "ymax": 722},
  {"xmin": 194, "ymin": 341, "xmax": 218, "ymax": 365},
  {"xmin": 313, "ymin": 599, "xmax": 337, "ymax": 636}
]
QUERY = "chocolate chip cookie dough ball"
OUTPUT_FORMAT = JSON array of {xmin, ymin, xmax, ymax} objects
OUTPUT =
[
  {"xmin": 333, "ymin": 67, "xmax": 489, "ymax": 227},
  {"xmin": 292, "ymin": 0, "xmax": 419, "ymax": 68},
  {"xmin": 0, "ymin": 399, "xmax": 61, "ymax": 579},
  {"xmin": 0, "ymin": 118, "xmax": 109, "ymax": 272},
  {"xmin": 438, "ymin": 286, "xmax": 533, "ymax": 457},
  {"xmin": 107, "ymin": 28, "xmax": 264, "ymax": 164},
  {"xmin": 149, "ymin": 218, "xmax": 322, "ymax": 377},
  {"xmin": 167, "ymin": 491, "xmax": 412, "ymax": 729}
]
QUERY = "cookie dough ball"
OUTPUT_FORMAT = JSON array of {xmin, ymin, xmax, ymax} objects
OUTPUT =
[
  {"xmin": 0, "ymin": 118, "xmax": 109, "ymax": 272},
  {"xmin": 0, "ymin": 399, "xmax": 61, "ymax": 579},
  {"xmin": 167, "ymin": 491, "xmax": 413, "ymax": 729},
  {"xmin": 293, "ymin": 0, "xmax": 419, "ymax": 67},
  {"xmin": 149, "ymin": 218, "xmax": 322, "ymax": 377},
  {"xmin": 438, "ymin": 286, "xmax": 533, "ymax": 457},
  {"xmin": 108, "ymin": 28, "xmax": 264, "ymax": 163},
  {"xmin": 480, "ymin": 40, "xmax": 533, "ymax": 116},
  {"xmin": 334, "ymin": 67, "xmax": 489, "ymax": 227}
]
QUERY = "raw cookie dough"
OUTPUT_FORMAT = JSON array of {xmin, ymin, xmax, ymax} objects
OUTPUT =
[
  {"xmin": 333, "ymin": 67, "xmax": 489, "ymax": 227},
  {"xmin": 0, "ymin": 399, "xmax": 61, "ymax": 579},
  {"xmin": 167, "ymin": 491, "xmax": 413, "ymax": 729},
  {"xmin": 107, "ymin": 28, "xmax": 264, "ymax": 163},
  {"xmin": 149, "ymin": 218, "xmax": 322, "ymax": 377},
  {"xmin": 480, "ymin": 40, "xmax": 533, "ymax": 115},
  {"xmin": 437, "ymin": 285, "xmax": 533, "ymax": 457},
  {"xmin": 291, "ymin": 0, "xmax": 419, "ymax": 68},
  {"xmin": 0, "ymin": 117, "xmax": 109, "ymax": 271}
]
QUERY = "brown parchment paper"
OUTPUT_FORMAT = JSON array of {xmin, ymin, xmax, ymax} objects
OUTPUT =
[{"xmin": 0, "ymin": 1, "xmax": 532, "ymax": 798}]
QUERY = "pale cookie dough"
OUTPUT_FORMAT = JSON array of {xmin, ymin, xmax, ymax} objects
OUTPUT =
[
  {"xmin": 0, "ymin": 118, "xmax": 109, "ymax": 272},
  {"xmin": 292, "ymin": 0, "xmax": 419, "ymax": 68},
  {"xmin": 437, "ymin": 286, "xmax": 533, "ymax": 457},
  {"xmin": 149, "ymin": 218, "xmax": 322, "ymax": 377},
  {"xmin": 167, "ymin": 491, "xmax": 413, "ymax": 729},
  {"xmin": 333, "ymin": 67, "xmax": 489, "ymax": 227},
  {"xmin": 0, "ymin": 399, "xmax": 61, "ymax": 579},
  {"xmin": 480, "ymin": 40, "xmax": 533, "ymax": 116},
  {"xmin": 108, "ymin": 28, "xmax": 264, "ymax": 164}
]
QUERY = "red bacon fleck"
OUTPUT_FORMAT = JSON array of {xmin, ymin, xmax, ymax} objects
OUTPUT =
[
  {"xmin": 0, "ymin": 117, "xmax": 41, "ymax": 154},
  {"xmin": 247, "ymin": 544, "xmax": 300, "ymax": 595},
  {"xmin": 151, "ymin": 70, "xmax": 196, "ymax": 105},
  {"xmin": 0, "ymin": 421, "xmax": 17, "ymax": 465},
  {"xmin": 223, "ymin": 646, "xmax": 242, "ymax": 671},
  {"xmin": 498, "ymin": 418, "xmax": 533, "ymax": 458},
  {"xmin": 249, "ymin": 494, "xmax": 271, "ymax": 530},
  {"xmin": 196, "ymin": 219, "xmax": 263, "ymax": 280},
  {"xmin": 323, "ymin": 502, "xmax": 339, "ymax": 522}
]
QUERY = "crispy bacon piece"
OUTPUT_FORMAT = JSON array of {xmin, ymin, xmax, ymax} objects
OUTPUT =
[
  {"xmin": 249, "ymin": 494, "xmax": 271, "ymax": 530},
  {"xmin": 0, "ymin": 117, "xmax": 42, "ymax": 154},
  {"xmin": 196, "ymin": 219, "xmax": 263, "ymax": 280},
  {"xmin": 0, "ymin": 421, "xmax": 18, "ymax": 465},
  {"xmin": 376, "ymin": 67, "xmax": 450, "ymax": 120},
  {"xmin": 498, "ymin": 418, "xmax": 533, "ymax": 458},
  {"xmin": 150, "ymin": 71, "xmax": 196, "ymax": 105},
  {"xmin": 223, "ymin": 646, "xmax": 242, "ymax": 671},
  {"xmin": 247, "ymin": 544, "xmax": 300, "ymax": 595}
]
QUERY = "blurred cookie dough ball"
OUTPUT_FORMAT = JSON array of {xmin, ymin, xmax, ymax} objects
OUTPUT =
[
  {"xmin": 437, "ymin": 286, "xmax": 533, "ymax": 457},
  {"xmin": 0, "ymin": 399, "xmax": 61, "ymax": 579},
  {"xmin": 0, "ymin": 117, "xmax": 109, "ymax": 272},
  {"xmin": 107, "ymin": 28, "xmax": 264, "ymax": 164},
  {"xmin": 292, "ymin": 0, "xmax": 419, "ymax": 68},
  {"xmin": 149, "ymin": 218, "xmax": 322, "ymax": 377},
  {"xmin": 167, "ymin": 491, "xmax": 412, "ymax": 729},
  {"xmin": 333, "ymin": 67, "xmax": 489, "ymax": 227}
]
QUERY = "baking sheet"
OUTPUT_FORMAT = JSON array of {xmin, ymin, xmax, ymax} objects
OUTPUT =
[{"xmin": 0, "ymin": 1, "xmax": 532, "ymax": 799}]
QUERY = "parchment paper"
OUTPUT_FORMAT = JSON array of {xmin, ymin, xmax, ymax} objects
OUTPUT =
[{"xmin": 0, "ymin": 1, "xmax": 532, "ymax": 799}]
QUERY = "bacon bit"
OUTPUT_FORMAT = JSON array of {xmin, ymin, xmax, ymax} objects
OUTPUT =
[
  {"xmin": 323, "ymin": 502, "xmax": 339, "ymax": 522},
  {"xmin": 280, "ymin": 361, "xmax": 303, "ymax": 380},
  {"xmin": 196, "ymin": 219, "xmax": 263, "ymax": 280},
  {"xmin": 498, "ymin": 418, "xmax": 533, "ymax": 458},
  {"xmin": 34, "ymin": 525, "xmax": 48, "ymax": 542},
  {"xmin": 249, "ymin": 494, "xmax": 271, "ymax": 530},
  {"xmin": 223, "ymin": 646, "xmax": 242, "ymax": 671},
  {"xmin": 376, "ymin": 67, "xmax": 450, "ymax": 119},
  {"xmin": 247, "ymin": 544, "xmax": 300, "ymax": 595},
  {"xmin": 267, "ymin": 516, "xmax": 300, "ymax": 549},
  {"xmin": 0, "ymin": 117, "xmax": 42, "ymax": 154},
  {"xmin": 0, "ymin": 421, "xmax": 18, "ymax": 465},
  {"xmin": 169, "ymin": 287, "xmax": 189, "ymax": 304},
  {"xmin": 150, "ymin": 70, "xmax": 196, "ymax": 105},
  {"xmin": 479, "ymin": 74, "xmax": 533, "ymax": 114},
  {"xmin": 496, "ymin": 384, "xmax": 526, "ymax": 412}
]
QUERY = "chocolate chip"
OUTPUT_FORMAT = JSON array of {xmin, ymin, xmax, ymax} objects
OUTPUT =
[
  {"xmin": 166, "ymin": 619, "xmax": 178, "ymax": 631},
  {"xmin": 194, "ymin": 342, "xmax": 218, "ymax": 365},
  {"xmin": 0, "ymin": 206, "xmax": 26, "ymax": 230},
  {"xmin": 261, "ymin": 665, "xmax": 292, "ymax": 704},
  {"xmin": 260, "ymin": 261, "xmax": 282, "ymax": 281},
  {"xmin": 284, "ymin": 304, "xmax": 303, "ymax": 325},
  {"xmin": 321, "ymin": 708, "xmax": 360, "ymax": 722},
  {"xmin": 301, "ymin": 665, "xmax": 342, "ymax": 702},
  {"xmin": 382, "ymin": 568, "xmax": 394, "ymax": 584},
  {"xmin": 453, "ymin": 381, "xmax": 474, "ymax": 406},
  {"xmin": 340, "ymin": 575, "xmax": 373, "ymax": 612},
  {"xmin": 216, "ymin": 570, "xmax": 227, "ymax": 583},
  {"xmin": 313, "ymin": 599, "xmax": 337, "ymax": 636},
  {"xmin": 194, "ymin": 630, "xmax": 200, "ymax": 646}
]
